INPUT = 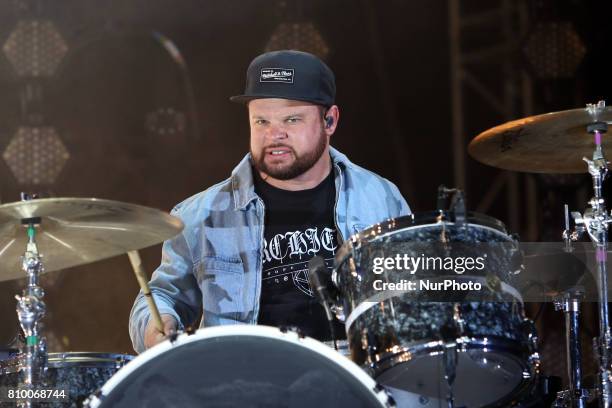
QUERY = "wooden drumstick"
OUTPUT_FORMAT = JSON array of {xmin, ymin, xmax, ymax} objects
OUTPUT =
[{"xmin": 127, "ymin": 250, "xmax": 165, "ymax": 335}]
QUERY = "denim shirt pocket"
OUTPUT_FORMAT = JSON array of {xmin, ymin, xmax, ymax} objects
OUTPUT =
[{"xmin": 197, "ymin": 256, "xmax": 244, "ymax": 321}]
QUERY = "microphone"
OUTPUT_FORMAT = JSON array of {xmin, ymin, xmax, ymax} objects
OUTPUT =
[
  {"xmin": 308, "ymin": 256, "xmax": 334, "ymax": 322},
  {"xmin": 308, "ymin": 256, "xmax": 340, "ymax": 348}
]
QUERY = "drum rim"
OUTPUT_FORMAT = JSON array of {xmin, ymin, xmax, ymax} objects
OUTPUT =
[
  {"xmin": 370, "ymin": 336, "xmax": 540, "ymax": 407},
  {"xmin": 335, "ymin": 211, "xmax": 510, "ymax": 272},
  {"xmin": 87, "ymin": 325, "xmax": 392, "ymax": 408},
  {"xmin": 355, "ymin": 211, "xmax": 507, "ymax": 243},
  {"xmin": 0, "ymin": 352, "xmax": 133, "ymax": 373},
  {"xmin": 370, "ymin": 336, "xmax": 538, "ymax": 372}
]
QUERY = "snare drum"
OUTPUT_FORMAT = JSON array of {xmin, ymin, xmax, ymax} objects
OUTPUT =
[
  {"xmin": 86, "ymin": 325, "xmax": 394, "ymax": 408},
  {"xmin": 334, "ymin": 212, "xmax": 540, "ymax": 407},
  {"xmin": 0, "ymin": 352, "xmax": 133, "ymax": 407}
]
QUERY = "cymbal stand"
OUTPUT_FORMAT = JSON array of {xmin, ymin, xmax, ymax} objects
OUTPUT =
[
  {"xmin": 15, "ymin": 216, "xmax": 47, "ymax": 407},
  {"xmin": 553, "ymin": 288, "xmax": 592, "ymax": 408},
  {"xmin": 443, "ymin": 343, "xmax": 458, "ymax": 408},
  {"xmin": 565, "ymin": 101, "xmax": 612, "ymax": 407}
]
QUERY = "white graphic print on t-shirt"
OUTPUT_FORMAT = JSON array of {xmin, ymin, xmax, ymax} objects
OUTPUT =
[{"xmin": 262, "ymin": 227, "xmax": 337, "ymax": 297}]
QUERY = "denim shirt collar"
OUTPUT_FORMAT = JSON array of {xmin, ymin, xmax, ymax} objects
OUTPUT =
[{"xmin": 230, "ymin": 146, "xmax": 349, "ymax": 211}]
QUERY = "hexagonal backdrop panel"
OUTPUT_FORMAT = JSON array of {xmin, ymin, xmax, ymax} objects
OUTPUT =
[
  {"xmin": 265, "ymin": 22, "xmax": 330, "ymax": 59},
  {"xmin": 3, "ymin": 19, "xmax": 68, "ymax": 77},
  {"xmin": 523, "ymin": 21, "xmax": 586, "ymax": 79},
  {"xmin": 146, "ymin": 107, "xmax": 187, "ymax": 136},
  {"xmin": 2, "ymin": 126, "xmax": 70, "ymax": 185}
]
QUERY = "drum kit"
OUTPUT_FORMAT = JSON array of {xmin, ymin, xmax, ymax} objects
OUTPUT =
[{"xmin": 0, "ymin": 100, "xmax": 611, "ymax": 407}]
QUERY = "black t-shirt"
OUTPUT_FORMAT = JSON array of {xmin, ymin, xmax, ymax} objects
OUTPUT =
[{"xmin": 254, "ymin": 169, "xmax": 344, "ymax": 341}]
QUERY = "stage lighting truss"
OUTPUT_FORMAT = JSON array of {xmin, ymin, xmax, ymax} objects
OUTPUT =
[
  {"xmin": 2, "ymin": 126, "xmax": 70, "ymax": 185},
  {"xmin": 522, "ymin": 21, "xmax": 586, "ymax": 79},
  {"xmin": 145, "ymin": 107, "xmax": 186, "ymax": 136},
  {"xmin": 265, "ymin": 22, "xmax": 329, "ymax": 59},
  {"xmin": 2, "ymin": 19, "xmax": 68, "ymax": 77}
]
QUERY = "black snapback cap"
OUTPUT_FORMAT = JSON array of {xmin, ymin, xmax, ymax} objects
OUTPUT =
[{"xmin": 230, "ymin": 50, "xmax": 335, "ymax": 107}]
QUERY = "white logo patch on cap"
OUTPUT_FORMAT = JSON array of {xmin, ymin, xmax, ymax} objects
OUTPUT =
[{"xmin": 260, "ymin": 68, "xmax": 294, "ymax": 83}]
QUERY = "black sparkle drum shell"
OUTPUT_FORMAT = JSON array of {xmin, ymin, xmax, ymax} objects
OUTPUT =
[
  {"xmin": 86, "ymin": 326, "xmax": 392, "ymax": 408},
  {"xmin": 334, "ymin": 212, "xmax": 540, "ymax": 408},
  {"xmin": 0, "ymin": 352, "xmax": 133, "ymax": 408},
  {"xmin": 0, "ymin": 348, "xmax": 18, "ymax": 362}
]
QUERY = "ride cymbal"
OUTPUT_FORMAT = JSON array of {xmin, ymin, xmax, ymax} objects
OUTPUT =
[{"xmin": 468, "ymin": 105, "xmax": 612, "ymax": 173}]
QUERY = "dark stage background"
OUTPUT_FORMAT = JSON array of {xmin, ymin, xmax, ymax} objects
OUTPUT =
[{"xmin": 1, "ymin": 0, "xmax": 611, "ymax": 387}]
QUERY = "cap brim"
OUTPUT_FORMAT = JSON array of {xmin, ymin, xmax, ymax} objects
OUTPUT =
[{"xmin": 229, "ymin": 94, "xmax": 331, "ymax": 106}]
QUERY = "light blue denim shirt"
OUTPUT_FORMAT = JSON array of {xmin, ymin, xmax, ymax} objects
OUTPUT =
[{"xmin": 129, "ymin": 147, "xmax": 411, "ymax": 353}]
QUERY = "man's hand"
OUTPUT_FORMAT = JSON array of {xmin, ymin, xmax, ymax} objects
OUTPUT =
[{"xmin": 144, "ymin": 314, "xmax": 178, "ymax": 350}]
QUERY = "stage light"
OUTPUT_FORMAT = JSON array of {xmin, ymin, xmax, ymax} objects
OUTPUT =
[
  {"xmin": 2, "ymin": 126, "xmax": 70, "ymax": 185},
  {"xmin": 522, "ymin": 21, "xmax": 586, "ymax": 79},
  {"xmin": 265, "ymin": 22, "xmax": 330, "ymax": 59},
  {"xmin": 2, "ymin": 19, "xmax": 68, "ymax": 77}
]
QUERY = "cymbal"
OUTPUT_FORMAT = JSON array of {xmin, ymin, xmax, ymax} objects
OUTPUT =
[
  {"xmin": 521, "ymin": 249, "xmax": 597, "ymax": 298},
  {"xmin": 468, "ymin": 106, "xmax": 612, "ymax": 173},
  {"xmin": 0, "ymin": 198, "xmax": 183, "ymax": 282}
]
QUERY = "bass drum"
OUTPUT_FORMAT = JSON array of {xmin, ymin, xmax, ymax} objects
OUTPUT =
[
  {"xmin": 86, "ymin": 325, "xmax": 394, "ymax": 408},
  {"xmin": 333, "ymin": 212, "xmax": 540, "ymax": 407}
]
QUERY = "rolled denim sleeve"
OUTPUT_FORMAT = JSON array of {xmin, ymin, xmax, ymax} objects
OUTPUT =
[
  {"xmin": 384, "ymin": 179, "xmax": 411, "ymax": 218},
  {"xmin": 128, "ymin": 207, "xmax": 202, "ymax": 353},
  {"xmin": 393, "ymin": 183, "xmax": 411, "ymax": 217}
]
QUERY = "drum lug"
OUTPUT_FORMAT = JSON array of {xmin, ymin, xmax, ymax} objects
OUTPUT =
[
  {"xmin": 115, "ymin": 356, "xmax": 126, "ymax": 370},
  {"xmin": 168, "ymin": 330, "xmax": 179, "ymax": 343},
  {"xmin": 521, "ymin": 318, "xmax": 540, "ymax": 351},
  {"xmin": 373, "ymin": 384, "xmax": 396, "ymax": 407},
  {"xmin": 331, "ymin": 304, "xmax": 345, "ymax": 322},
  {"xmin": 452, "ymin": 303, "xmax": 466, "ymax": 335},
  {"xmin": 528, "ymin": 352, "xmax": 541, "ymax": 367},
  {"xmin": 83, "ymin": 388, "xmax": 103, "ymax": 408},
  {"xmin": 279, "ymin": 325, "xmax": 305, "ymax": 338},
  {"xmin": 331, "ymin": 267, "xmax": 339, "ymax": 287}
]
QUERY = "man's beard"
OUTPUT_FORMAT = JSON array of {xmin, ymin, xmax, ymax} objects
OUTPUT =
[{"xmin": 251, "ymin": 130, "xmax": 327, "ymax": 180}]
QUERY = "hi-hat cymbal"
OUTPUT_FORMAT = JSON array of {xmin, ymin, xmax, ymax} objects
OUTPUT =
[
  {"xmin": 0, "ymin": 198, "xmax": 183, "ymax": 282},
  {"xmin": 468, "ymin": 106, "xmax": 612, "ymax": 173},
  {"xmin": 522, "ymin": 249, "xmax": 597, "ymax": 299}
]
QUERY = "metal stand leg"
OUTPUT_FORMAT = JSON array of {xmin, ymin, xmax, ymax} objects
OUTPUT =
[
  {"xmin": 562, "ymin": 101, "xmax": 611, "ymax": 408},
  {"xmin": 554, "ymin": 290, "xmax": 591, "ymax": 408},
  {"xmin": 443, "ymin": 345, "xmax": 457, "ymax": 408}
]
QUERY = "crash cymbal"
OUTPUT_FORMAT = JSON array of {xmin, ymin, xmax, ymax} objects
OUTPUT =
[
  {"xmin": 0, "ymin": 198, "xmax": 183, "ymax": 281},
  {"xmin": 468, "ymin": 105, "xmax": 612, "ymax": 173}
]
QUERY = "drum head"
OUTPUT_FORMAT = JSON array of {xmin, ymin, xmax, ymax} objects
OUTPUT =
[
  {"xmin": 377, "ymin": 349, "xmax": 527, "ymax": 407},
  {"xmin": 95, "ymin": 327, "xmax": 388, "ymax": 408}
]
